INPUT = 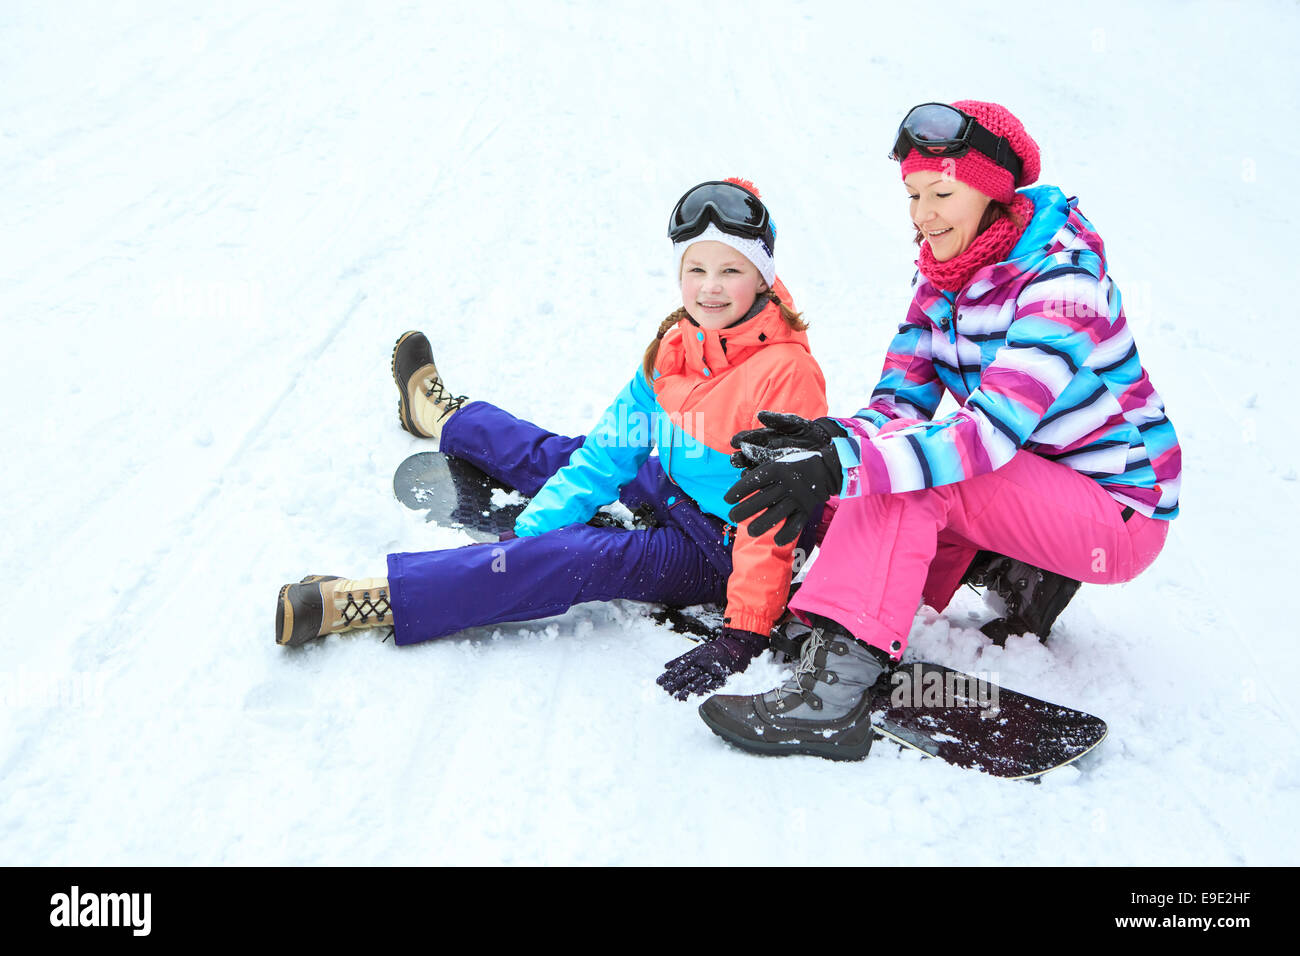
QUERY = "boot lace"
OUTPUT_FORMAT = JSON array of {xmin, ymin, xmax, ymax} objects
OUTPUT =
[
  {"xmin": 341, "ymin": 588, "xmax": 391, "ymax": 627},
  {"xmin": 775, "ymin": 627, "xmax": 827, "ymax": 703},
  {"xmin": 423, "ymin": 375, "xmax": 469, "ymax": 422}
]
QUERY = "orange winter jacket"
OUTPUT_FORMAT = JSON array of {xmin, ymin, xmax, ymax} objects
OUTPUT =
[{"xmin": 516, "ymin": 278, "xmax": 828, "ymax": 635}]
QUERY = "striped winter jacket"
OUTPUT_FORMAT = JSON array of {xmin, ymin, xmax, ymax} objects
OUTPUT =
[
  {"xmin": 831, "ymin": 185, "xmax": 1181, "ymax": 519},
  {"xmin": 514, "ymin": 279, "xmax": 828, "ymax": 635}
]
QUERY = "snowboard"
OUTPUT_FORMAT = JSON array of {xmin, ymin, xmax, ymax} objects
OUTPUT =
[
  {"xmin": 394, "ymin": 451, "xmax": 1108, "ymax": 777},
  {"xmin": 393, "ymin": 450, "xmax": 529, "ymax": 542},
  {"xmin": 869, "ymin": 662, "xmax": 1107, "ymax": 779}
]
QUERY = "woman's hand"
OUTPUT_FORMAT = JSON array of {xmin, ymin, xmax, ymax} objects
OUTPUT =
[
  {"xmin": 729, "ymin": 411, "xmax": 848, "ymax": 468},
  {"xmin": 725, "ymin": 443, "xmax": 843, "ymax": 547},
  {"xmin": 656, "ymin": 627, "xmax": 769, "ymax": 700}
]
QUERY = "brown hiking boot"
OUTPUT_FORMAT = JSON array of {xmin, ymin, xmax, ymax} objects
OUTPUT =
[
  {"xmin": 392, "ymin": 330, "xmax": 470, "ymax": 440},
  {"xmin": 275, "ymin": 575, "xmax": 393, "ymax": 647}
]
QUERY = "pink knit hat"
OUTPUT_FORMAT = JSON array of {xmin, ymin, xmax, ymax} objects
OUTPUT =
[{"xmin": 899, "ymin": 100, "xmax": 1040, "ymax": 203}]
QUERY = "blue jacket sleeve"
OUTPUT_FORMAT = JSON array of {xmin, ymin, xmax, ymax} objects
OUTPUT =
[{"xmin": 513, "ymin": 369, "xmax": 657, "ymax": 536}]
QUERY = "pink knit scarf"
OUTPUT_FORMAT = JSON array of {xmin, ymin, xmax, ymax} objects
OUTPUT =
[{"xmin": 917, "ymin": 193, "xmax": 1035, "ymax": 293}]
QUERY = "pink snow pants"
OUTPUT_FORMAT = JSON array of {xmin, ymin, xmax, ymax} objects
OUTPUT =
[{"xmin": 789, "ymin": 449, "xmax": 1170, "ymax": 658}]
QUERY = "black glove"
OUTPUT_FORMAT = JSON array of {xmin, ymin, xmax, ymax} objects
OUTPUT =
[
  {"xmin": 729, "ymin": 411, "xmax": 848, "ymax": 468},
  {"xmin": 656, "ymin": 627, "xmax": 769, "ymax": 700},
  {"xmin": 724, "ymin": 443, "xmax": 843, "ymax": 547}
]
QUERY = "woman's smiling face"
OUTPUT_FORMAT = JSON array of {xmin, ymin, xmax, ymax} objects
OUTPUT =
[{"xmin": 905, "ymin": 170, "xmax": 993, "ymax": 261}]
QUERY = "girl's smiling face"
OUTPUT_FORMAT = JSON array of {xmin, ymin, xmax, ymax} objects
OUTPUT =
[
  {"xmin": 905, "ymin": 170, "xmax": 993, "ymax": 261},
  {"xmin": 680, "ymin": 241, "xmax": 767, "ymax": 330}
]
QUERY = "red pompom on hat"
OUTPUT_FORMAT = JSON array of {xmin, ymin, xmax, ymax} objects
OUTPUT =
[
  {"xmin": 724, "ymin": 176, "xmax": 761, "ymax": 197},
  {"xmin": 899, "ymin": 100, "xmax": 1040, "ymax": 204}
]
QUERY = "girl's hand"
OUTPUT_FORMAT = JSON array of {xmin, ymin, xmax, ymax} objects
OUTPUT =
[{"xmin": 656, "ymin": 628, "xmax": 769, "ymax": 700}]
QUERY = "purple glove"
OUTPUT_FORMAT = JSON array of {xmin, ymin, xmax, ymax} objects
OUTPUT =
[{"xmin": 656, "ymin": 628, "xmax": 769, "ymax": 701}]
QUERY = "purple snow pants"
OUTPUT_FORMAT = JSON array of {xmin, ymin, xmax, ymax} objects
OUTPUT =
[{"xmin": 386, "ymin": 402, "xmax": 735, "ymax": 646}]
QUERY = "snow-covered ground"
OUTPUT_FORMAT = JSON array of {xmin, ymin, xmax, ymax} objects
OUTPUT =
[{"xmin": 3, "ymin": 0, "xmax": 1297, "ymax": 865}]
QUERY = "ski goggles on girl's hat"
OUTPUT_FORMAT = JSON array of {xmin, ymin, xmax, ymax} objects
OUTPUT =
[
  {"xmin": 668, "ymin": 180, "xmax": 776, "ymax": 257},
  {"xmin": 889, "ymin": 102, "xmax": 1023, "ymax": 181}
]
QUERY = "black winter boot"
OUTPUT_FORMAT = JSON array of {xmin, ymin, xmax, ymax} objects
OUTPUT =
[
  {"xmin": 698, "ymin": 615, "xmax": 893, "ymax": 761},
  {"xmin": 962, "ymin": 551, "xmax": 1081, "ymax": 644}
]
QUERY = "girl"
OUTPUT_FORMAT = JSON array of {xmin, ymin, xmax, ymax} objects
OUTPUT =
[
  {"xmin": 275, "ymin": 179, "xmax": 828, "ymax": 699},
  {"xmin": 701, "ymin": 102, "xmax": 1182, "ymax": 759}
]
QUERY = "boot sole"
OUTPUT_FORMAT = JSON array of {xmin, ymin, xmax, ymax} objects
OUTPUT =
[
  {"xmin": 697, "ymin": 699, "xmax": 876, "ymax": 762},
  {"xmin": 391, "ymin": 331, "xmax": 422, "ymax": 436},
  {"xmin": 275, "ymin": 575, "xmax": 338, "ymax": 647}
]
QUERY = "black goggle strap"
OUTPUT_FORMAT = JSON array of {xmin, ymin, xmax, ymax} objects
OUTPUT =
[{"xmin": 962, "ymin": 122, "xmax": 1023, "ymax": 181}]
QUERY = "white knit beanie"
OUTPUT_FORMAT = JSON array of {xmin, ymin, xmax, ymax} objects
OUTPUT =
[{"xmin": 673, "ymin": 222, "xmax": 776, "ymax": 288}]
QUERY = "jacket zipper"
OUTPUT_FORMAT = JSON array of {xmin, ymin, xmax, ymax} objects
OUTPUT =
[
  {"xmin": 666, "ymin": 419, "xmax": 674, "ymax": 481},
  {"xmin": 942, "ymin": 292, "xmax": 976, "ymax": 399}
]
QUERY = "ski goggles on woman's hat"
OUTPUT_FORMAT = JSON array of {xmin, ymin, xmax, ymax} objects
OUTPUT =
[
  {"xmin": 668, "ymin": 181, "xmax": 775, "ymax": 255},
  {"xmin": 889, "ymin": 103, "xmax": 1023, "ymax": 181}
]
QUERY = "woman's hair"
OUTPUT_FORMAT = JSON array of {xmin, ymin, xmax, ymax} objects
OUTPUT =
[
  {"xmin": 642, "ymin": 290, "xmax": 808, "ymax": 379},
  {"xmin": 911, "ymin": 198, "xmax": 1027, "ymax": 246}
]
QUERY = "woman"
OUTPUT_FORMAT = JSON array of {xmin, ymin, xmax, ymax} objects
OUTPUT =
[{"xmin": 699, "ymin": 101, "xmax": 1181, "ymax": 761}]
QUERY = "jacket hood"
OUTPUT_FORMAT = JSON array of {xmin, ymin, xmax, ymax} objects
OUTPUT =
[
  {"xmin": 654, "ymin": 277, "xmax": 810, "ymax": 378},
  {"xmin": 1014, "ymin": 186, "xmax": 1109, "ymax": 274},
  {"xmin": 956, "ymin": 185, "xmax": 1111, "ymax": 301}
]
